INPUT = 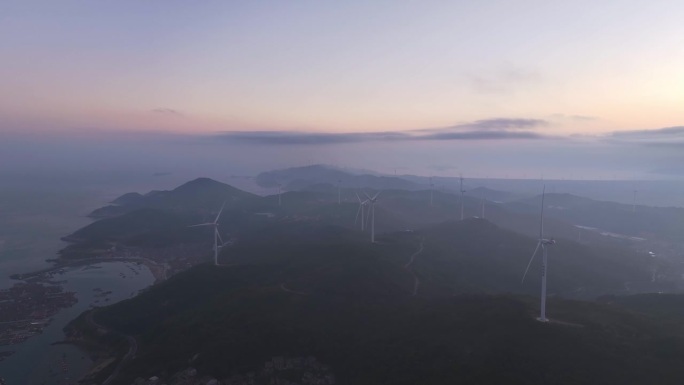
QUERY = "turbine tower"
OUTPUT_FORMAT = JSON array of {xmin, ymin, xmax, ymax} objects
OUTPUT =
[
  {"xmin": 364, "ymin": 191, "xmax": 381, "ymax": 242},
  {"xmin": 521, "ymin": 186, "xmax": 556, "ymax": 322},
  {"xmin": 459, "ymin": 176, "xmax": 466, "ymax": 220},
  {"xmin": 278, "ymin": 184, "xmax": 282, "ymax": 206},
  {"xmin": 632, "ymin": 189, "xmax": 637, "ymax": 212},
  {"xmin": 189, "ymin": 201, "xmax": 226, "ymax": 266},
  {"xmin": 354, "ymin": 192, "xmax": 369, "ymax": 231}
]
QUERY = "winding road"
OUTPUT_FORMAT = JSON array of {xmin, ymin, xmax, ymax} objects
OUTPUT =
[
  {"xmin": 279, "ymin": 282, "xmax": 308, "ymax": 296},
  {"xmin": 85, "ymin": 310, "xmax": 138, "ymax": 385},
  {"xmin": 404, "ymin": 238, "xmax": 424, "ymax": 296}
]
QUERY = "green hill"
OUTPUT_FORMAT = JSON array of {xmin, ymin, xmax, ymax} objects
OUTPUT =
[
  {"xmin": 86, "ymin": 251, "xmax": 684, "ymax": 385},
  {"xmin": 417, "ymin": 219, "xmax": 651, "ymax": 298},
  {"xmin": 89, "ymin": 178, "xmax": 260, "ymax": 218},
  {"xmin": 63, "ymin": 175, "xmax": 664, "ymax": 295},
  {"xmin": 66, "ymin": 219, "xmax": 684, "ymax": 384},
  {"xmin": 506, "ymin": 193, "xmax": 684, "ymax": 244}
]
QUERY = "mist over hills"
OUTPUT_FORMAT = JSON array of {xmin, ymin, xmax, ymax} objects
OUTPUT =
[
  {"xmin": 62, "ymin": 173, "xmax": 683, "ymax": 283},
  {"xmin": 79, "ymin": 221, "xmax": 684, "ymax": 384},
  {"xmin": 57, "ymin": 168, "xmax": 684, "ymax": 384},
  {"xmin": 255, "ymin": 165, "xmax": 421, "ymax": 191},
  {"xmin": 260, "ymin": 165, "xmax": 684, "ymax": 207},
  {"xmin": 505, "ymin": 193, "xmax": 684, "ymax": 245}
]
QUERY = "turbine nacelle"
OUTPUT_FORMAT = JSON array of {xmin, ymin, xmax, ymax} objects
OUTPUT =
[
  {"xmin": 354, "ymin": 192, "xmax": 370, "ymax": 231},
  {"xmin": 362, "ymin": 191, "xmax": 382, "ymax": 242},
  {"xmin": 363, "ymin": 190, "xmax": 381, "ymax": 203}
]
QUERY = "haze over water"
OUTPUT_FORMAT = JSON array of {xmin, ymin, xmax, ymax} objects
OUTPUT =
[{"xmin": 0, "ymin": 177, "xmax": 162, "ymax": 383}]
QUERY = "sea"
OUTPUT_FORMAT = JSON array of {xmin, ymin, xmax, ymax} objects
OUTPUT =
[{"xmin": 0, "ymin": 179, "xmax": 166, "ymax": 385}]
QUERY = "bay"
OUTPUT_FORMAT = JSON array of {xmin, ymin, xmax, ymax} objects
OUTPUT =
[{"xmin": 0, "ymin": 182, "xmax": 158, "ymax": 384}]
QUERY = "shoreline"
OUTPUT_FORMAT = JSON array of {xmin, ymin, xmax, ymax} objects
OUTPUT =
[
  {"xmin": 12, "ymin": 256, "xmax": 168, "ymax": 285},
  {"xmin": 1, "ymin": 256, "xmax": 163, "ymax": 383}
]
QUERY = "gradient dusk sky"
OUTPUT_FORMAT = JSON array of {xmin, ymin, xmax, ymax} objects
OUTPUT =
[{"xmin": 2, "ymin": 1, "xmax": 684, "ymax": 179}]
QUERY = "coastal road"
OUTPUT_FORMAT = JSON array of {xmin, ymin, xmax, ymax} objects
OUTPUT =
[
  {"xmin": 15, "ymin": 256, "xmax": 168, "ymax": 283},
  {"xmin": 85, "ymin": 310, "xmax": 138, "ymax": 385},
  {"xmin": 404, "ymin": 238, "xmax": 424, "ymax": 296},
  {"xmin": 280, "ymin": 283, "xmax": 308, "ymax": 296}
]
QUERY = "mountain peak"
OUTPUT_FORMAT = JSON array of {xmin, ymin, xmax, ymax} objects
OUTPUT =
[{"xmin": 174, "ymin": 177, "xmax": 225, "ymax": 190}]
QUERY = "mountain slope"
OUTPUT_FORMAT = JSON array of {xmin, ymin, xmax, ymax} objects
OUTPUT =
[
  {"xmin": 255, "ymin": 165, "xmax": 420, "ymax": 191},
  {"xmin": 89, "ymin": 257, "xmax": 684, "ymax": 385},
  {"xmin": 89, "ymin": 178, "xmax": 260, "ymax": 218},
  {"xmin": 506, "ymin": 193, "xmax": 684, "ymax": 244}
]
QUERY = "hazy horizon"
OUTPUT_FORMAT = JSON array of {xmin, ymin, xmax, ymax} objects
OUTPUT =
[{"xmin": 2, "ymin": 1, "xmax": 684, "ymax": 182}]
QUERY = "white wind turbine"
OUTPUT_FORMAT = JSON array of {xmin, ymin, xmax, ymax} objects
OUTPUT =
[
  {"xmin": 354, "ymin": 192, "xmax": 369, "ymax": 231},
  {"xmin": 364, "ymin": 191, "xmax": 381, "ymax": 242},
  {"xmin": 189, "ymin": 201, "xmax": 226, "ymax": 266},
  {"xmin": 521, "ymin": 186, "xmax": 556, "ymax": 322},
  {"xmin": 632, "ymin": 189, "xmax": 637, "ymax": 213}
]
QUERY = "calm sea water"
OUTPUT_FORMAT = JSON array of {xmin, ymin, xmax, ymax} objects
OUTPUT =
[
  {"xmin": 0, "ymin": 184, "xmax": 157, "ymax": 384},
  {"xmin": 0, "ymin": 262, "xmax": 154, "ymax": 385},
  {"xmin": 0, "ymin": 174, "xmax": 267, "ymax": 384}
]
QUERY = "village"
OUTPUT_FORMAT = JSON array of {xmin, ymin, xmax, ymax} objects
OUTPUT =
[{"xmin": 0, "ymin": 282, "xmax": 77, "ymax": 350}]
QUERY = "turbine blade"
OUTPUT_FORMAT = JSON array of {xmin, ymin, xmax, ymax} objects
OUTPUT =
[
  {"xmin": 355, "ymin": 192, "xmax": 362, "ymax": 203},
  {"xmin": 189, "ymin": 223, "xmax": 213, "ymax": 227},
  {"xmin": 372, "ymin": 191, "xmax": 382, "ymax": 200},
  {"xmin": 216, "ymin": 228, "xmax": 224, "ymax": 246},
  {"xmin": 522, "ymin": 242, "xmax": 542, "ymax": 283},
  {"xmin": 539, "ymin": 185, "xmax": 546, "ymax": 239},
  {"xmin": 214, "ymin": 200, "xmax": 227, "ymax": 223},
  {"xmin": 355, "ymin": 204, "xmax": 362, "ymax": 225},
  {"xmin": 363, "ymin": 191, "xmax": 372, "ymax": 200}
]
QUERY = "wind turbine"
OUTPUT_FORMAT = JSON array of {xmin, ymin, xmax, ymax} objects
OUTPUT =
[
  {"xmin": 459, "ymin": 176, "xmax": 466, "ymax": 220},
  {"xmin": 189, "ymin": 201, "xmax": 226, "ymax": 266},
  {"xmin": 521, "ymin": 186, "xmax": 556, "ymax": 322},
  {"xmin": 364, "ymin": 191, "xmax": 381, "ymax": 242},
  {"xmin": 278, "ymin": 184, "xmax": 282, "ymax": 206},
  {"xmin": 632, "ymin": 189, "xmax": 637, "ymax": 212},
  {"xmin": 354, "ymin": 192, "xmax": 368, "ymax": 231}
]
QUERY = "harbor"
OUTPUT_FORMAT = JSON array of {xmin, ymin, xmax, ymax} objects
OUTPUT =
[
  {"xmin": 0, "ymin": 261, "xmax": 154, "ymax": 384},
  {"xmin": 0, "ymin": 282, "xmax": 77, "ymax": 347}
]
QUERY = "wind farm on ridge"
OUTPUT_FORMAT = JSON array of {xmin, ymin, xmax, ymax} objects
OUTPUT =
[{"xmin": 24, "ymin": 164, "xmax": 684, "ymax": 384}]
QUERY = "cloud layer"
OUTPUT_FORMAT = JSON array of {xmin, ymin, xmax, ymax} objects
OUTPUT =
[
  {"xmin": 607, "ymin": 126, "xmax": 684, "ymax": 146},
  {"xmin": 218, "ymin": 118, "xmax": 551, "ymax": 145}
]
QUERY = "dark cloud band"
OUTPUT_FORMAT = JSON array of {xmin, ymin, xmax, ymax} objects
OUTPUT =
[{"xmin": 218, "ymin": 118, "xmax": 551, "ymax": 145}]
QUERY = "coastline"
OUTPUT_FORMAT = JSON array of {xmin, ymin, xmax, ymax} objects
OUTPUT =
[
  {"xmin": 0, "ymin": 258, "xmax": 157, "ymax": 384},
  {"xmin": 61, "ymin": 308, "xmax": 133, "ymax": 385},
  {"xmin": 12, "ymin": 256, "xmax": 168, "ymax": 285}
]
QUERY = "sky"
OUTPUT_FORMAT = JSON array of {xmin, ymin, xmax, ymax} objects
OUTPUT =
[{"xmin": 1, "ymin": 1, "xmax": 684, "ymax": 179}]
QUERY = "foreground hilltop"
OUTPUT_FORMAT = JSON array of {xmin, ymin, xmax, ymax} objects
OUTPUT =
[{"xmin": 72, "ymin": 222, "xmax": 684, "ymax": 384}]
